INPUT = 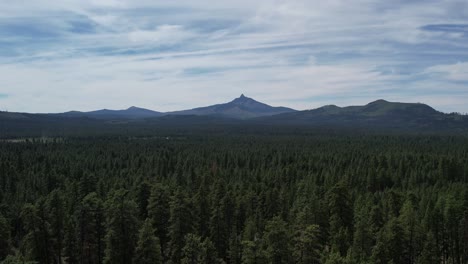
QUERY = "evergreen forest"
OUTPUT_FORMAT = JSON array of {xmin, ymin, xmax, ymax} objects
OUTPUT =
[{"xmin": 0, "ymin": 133, "xmax": 467, "ymax": 264}]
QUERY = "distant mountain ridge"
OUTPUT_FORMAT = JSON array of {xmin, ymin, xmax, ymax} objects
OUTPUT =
[
  {"xmin": 168, "ymin": 94, "xmax": 297, "ymax": 119},
  {"xmin": 2, "ymin": 97, "xmax": 468, "ymax": 134},
  {"xmin": 59, "ymin": 106, "xmax": 163, "ymax": 119},
  {"xmin": 55, "ymin": 94, "xmax": 296, "ymax": 120},
  {"xmin": 257, "ymin": 99, "xmax": 467, "ymax": 131},
  {"xmin": 279, "ymin": 99, "xmax": 440, "ymax": 118}
]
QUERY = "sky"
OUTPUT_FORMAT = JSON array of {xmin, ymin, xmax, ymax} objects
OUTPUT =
[{"xmin": 0, "ymin": 0, "xmax": 467, "ymax": 113}]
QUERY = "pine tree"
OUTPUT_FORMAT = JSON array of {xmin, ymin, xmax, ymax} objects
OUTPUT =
[
  {"xmin": 460, "ymin": 210, "xmax": 468, "ymax": 264},
  {"xmin": 369, "ymin": 205, "xmax": 384, "ymax": 236},
  {"xmin": 63, "ymin": 217, "xmax": 79, "ymax": 264},
  {"xmin": 209, "ymin": 196, "xmax": 229, "ymax": 259},
  {"xmin": 443, "ymin": 195, "xmax": 463, "ymax": 264},
  {"xmin": 20, "ymin": 202, "xmax": 53, "ymax": 264},
  {"xmin": 181, "ymin": 233, "xmax": 203, "ymax": 264},
  {"xmin": 263, "ymin": 216, "xmax": 291, "ymax": 264},
  {"xmin": 195, "ymin": 178, "xmax": 211, "ymax": 238},
  {"xmin": 79, "ymin": 192, "xmax": 105, "ymax": 264},
  {"xmin": 103, "ymin": 189, "xmax": 138, "ymax": 264},
  {"xmin": 200, "ymin": 238, "xmax": 223, "ymax": 264},
  {"xmin": 228, "ymin": 231, "xmax": 242, "ymax": 264},
  {"xmin": 351, "ymin": 205, "xmax": 373, "ymax": 262},
  {"xmin": 241, "ymin": 240, "xmax": 265, "ymax": 264},
  {"xmin": 370, "ymin": 238, "xmax": 388, "ymax": 264},
  {"xmin": 209, "ymin": 180, "xmax": 232, "ymax": 259},
  {"xmin": 327, "ymin": 181, "xmax": 353, "ymax": 256},
  {"xmin": 136, "ymin": 181, "xmax": 151, "ymax": 219},
  {"xmin": 323, "ymin": 250, "xmax": 347, "ymax": 264},
  {"xmin": 147, "ymin": 184, "xmax": 171, "ymax": 258},
  {"xmin": 133, "ymin": 219, "xmax": 162, "ymax": 264},
  {"xmin": 0, "ymin": 251, "xmax": 36, "ymax": 264},
  {"xmin": 418, "ymin": 232, "xmax": 438, "ymax": 264},
  {"xmin": 0, "ymin": 213, "xmax": 11, "ymax": 261},
  {"xmin": 399, "ymin": 199, "xmax": 421, "ymax": 263},
  {"xmin": 168, "ymin": 190, "xmax": 195, "ymax": 264},
  {"xmin": 45, "ymin": 189, "xmax": 65, "ymax": 264},
  {"xmin": 371, "ymin": 217, "xmax": 404, "ymax": 264},
  {"xmin": 293, "ymin": 224, "xmax": 321, "ymax": 264}
]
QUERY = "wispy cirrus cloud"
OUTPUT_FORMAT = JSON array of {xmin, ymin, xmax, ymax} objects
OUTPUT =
[
  {"xmin": 424, "ymin": 62, "xmax": 468, "ymax": 82},
  {"xmin": 0, "ymin": 0, "xmax": 467, "ymax": 113}
]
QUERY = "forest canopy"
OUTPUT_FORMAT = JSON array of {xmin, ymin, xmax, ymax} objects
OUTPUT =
[{"xmin": 0, "ymin": 133, "xmax": 467, "ymax": 264}]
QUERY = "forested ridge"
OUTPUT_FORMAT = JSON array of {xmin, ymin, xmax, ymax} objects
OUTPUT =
[{"xmin": 0, "ymin": 134, "xmax": 467, "ymax": 263}]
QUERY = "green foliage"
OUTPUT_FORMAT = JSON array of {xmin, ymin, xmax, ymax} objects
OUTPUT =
[
  {"xmin": 263, "ymin": 216, "xmax": 292, "ymax": 264},
  {"xmin": 181, "ymin": 234, "xmax": 223, "ymax": 264},
  {"xmin": 417, "ymin": 232, "xmax": 438, "ymax": 264},
  {"xmin": 181, "ymin": 233, "xmax": 203, "ymax": 264},
  {"xmin": 241, "ymin": 240, "xmax": 265, "ymax": 264},
  {"xmin": 350, "ymin": 202, "xmax": 373, "ymax": 262},
  {"xmin": 79, "ymin": 192, "xmax": 105, "ymax": 264},
  {"xmin": 20, "ymin": 203, "xmax": 54, "ymax": 264},
  {"xmin": 293, "ymin": 224, "xmax": 321, "ymax": 264},
  {"xmin": 371, "ymin": 217, "xmax": 405, "ymax": 264},
  {"xmin": 168, "ymin": 190, "xmax": 195, "ymax": 264},
  {"xmin": 327, "ymin": 181, "xmax": 353, "ymax": 256},
  {"xmin": 0, "ymin": 214, "xmax": 11, "ymax": 261},
  {"xmin": 133, "ymin": 218, "xmax": 162, "ymax": 264},
  {"xmin": 209, "ymin": 180, "xmax": 232, "ymax": 258},
  {"xmin": 200, "ymin": 237, "xmax": 223, "ymax": 264},
  {"xmin": 45, "ymin": 189, "xmax": 65, "ymax": 264},
  {"xmin": 0, "ymin": 252, "xmax": 37, "ymax": 264},
  {"xmin": 0, "ymin": 134, "xmax": 467, "ymax": 263},
  {"xmin": 103, "ymin": 189, "xmax": 138, "ymax": 264},
  {"xmin": 147, "ymin": 184, "xmax": 171, "ymax": 259},
  {"xmin": 323, "ymin": 250, "xmax": 348, "ymax": 264}
]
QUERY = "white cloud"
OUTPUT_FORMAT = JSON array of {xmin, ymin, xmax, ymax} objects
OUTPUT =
[
  {"xmin": 0, "ymin": 0, "xmax": 467, "ymax": 113},
  {"xmin": 128, "ymin": 25, "xmax": 194, "ymax": 45},
  {"xmin": 425, "ymin": 62, "xmax": 468, "ymax": 82},
  {"xmin": 0, "ymin": 49, "xmax": 399, "ymax": 112}
]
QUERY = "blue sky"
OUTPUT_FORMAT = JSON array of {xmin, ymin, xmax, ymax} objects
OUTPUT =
[{"xmin": 0, "ymin": 0, "xmax": 467, "ymax": 113}]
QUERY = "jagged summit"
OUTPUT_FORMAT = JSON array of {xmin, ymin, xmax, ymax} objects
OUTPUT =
[
  {"xmin": 232, "ymin": 94, "xmax": 257, "ymax": 104},
  {"xmin": 232, "ymin": 94, "xmax": 252, "ymax": 102}
]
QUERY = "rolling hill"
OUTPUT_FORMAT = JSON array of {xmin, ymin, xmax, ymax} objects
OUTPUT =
[
  {"xmin": 59, "ymin": 106, "xmax": 163, "ymax": 119},
  {"xmin": 257, "ymin": 99, "xmax": 468, "ymax": 131}
]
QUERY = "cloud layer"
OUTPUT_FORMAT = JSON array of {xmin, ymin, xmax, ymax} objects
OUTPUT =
[{"xmin": 0, "ymin": 0, "xmax": 467, "ymax": 113}]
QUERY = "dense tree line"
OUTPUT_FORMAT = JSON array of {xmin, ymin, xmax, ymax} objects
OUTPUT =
[{"xmin": 0, "ymin": 134, "xmax": 467, "ymax": 263}]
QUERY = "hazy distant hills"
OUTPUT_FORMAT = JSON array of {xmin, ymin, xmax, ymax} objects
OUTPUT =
[
  {"xmin": 1, "ymin": 96, "xmax": 468, "ymax": 135},
  {"xmin": 168, "ymin": 94, "xmax": 296, "ymax": 119},
  {"xmin": 259, "ymin": 99, "xmax": 440, "ymax": 122},
  {"xmin": 59, "ymin": 106, "xmax": 163, "ymax": 119},
  {"xmin": 52, "ymin": 94, "xmax": 295, "ymax": 120},
  {"xmin": 257, "ymin": 99, "xmax": 468, "ymax": 131}
]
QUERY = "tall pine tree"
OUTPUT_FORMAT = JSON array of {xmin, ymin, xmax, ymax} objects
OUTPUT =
[
  {"xmin": 133, "ymin": 218, "xmax": 162, "ymax": 264},
  {"xmin": 103, "ymin": 190, "xmax": 138, "ymax": 264}
]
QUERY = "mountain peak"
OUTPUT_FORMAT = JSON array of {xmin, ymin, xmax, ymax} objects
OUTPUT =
[
  {"xmin": 236, "ymin": 94, "xmax": 249, "ymax": 101},
  {"xmin": 169, "ymin": 94, "xmax": 296, "ymax": 119},
  {"xmin": 368, "ymin": 99, "xmax": 389, "ymax": 105},
  {"xmin": 232, "ymin": 94, "xmax": 254, "ymax": 103}
]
